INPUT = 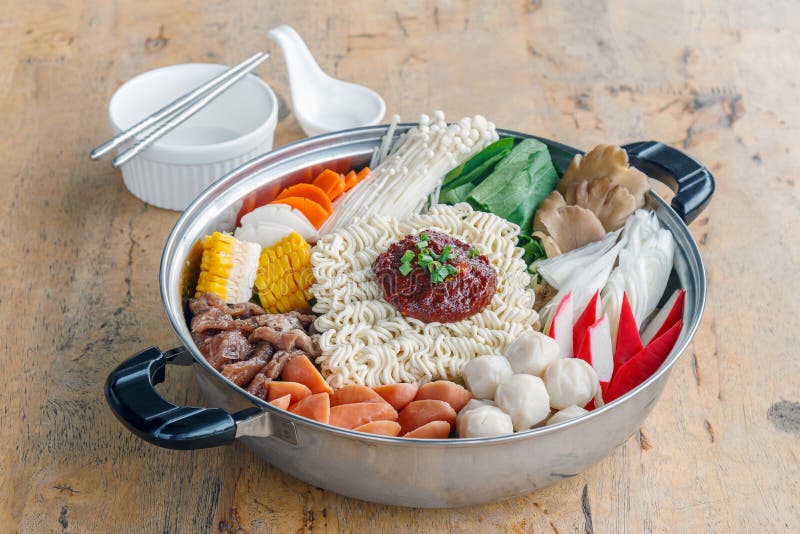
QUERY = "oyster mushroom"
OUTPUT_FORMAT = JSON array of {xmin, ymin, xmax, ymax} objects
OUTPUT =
[
  {"xmin": 557, "ymin": 145, "xmax": 650, "ymax": 208},
  {"xmin": 532, "ymin": 191, "xmax": 606, "ymax": 257},
  {"xmin": 564, "ymin": 177, "xmax": 637, "ymax": 231}
]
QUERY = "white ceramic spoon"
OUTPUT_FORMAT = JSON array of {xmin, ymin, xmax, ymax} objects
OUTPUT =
[{"xmin": 267, "ymin": 25, "xmax": 386, "ymax": 137}]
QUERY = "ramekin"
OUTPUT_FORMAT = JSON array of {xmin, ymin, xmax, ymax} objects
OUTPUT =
[{"xmin": 109, "ymin": 63, "xmax": 278, "ymax": 210}]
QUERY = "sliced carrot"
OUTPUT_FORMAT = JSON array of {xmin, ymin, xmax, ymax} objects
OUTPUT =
[
  {"xmin": 331, "ymin": 384, "xmax": 385, "ymax": 406},
  {"xmin": 269, "ymin": 394, "xmax": 292, "ymax": 410},
  {"xmin": 403, "ymin": 420, "xmax": 451, "ymax": 439},
  {"xmin": 276, "ymin": 183, "xmax": 333, "ymax": 215},
  {"xmin": 280, "ymin": 355, "xmax": 334, "ymax": 395},
  {"xmin": 357, "ymin": 167, "xmax": 370, "ymax": 180},
  {"xmin": 343, "ymin": 170, "xmax": 359, "ymax": 192},
  {"xmin": 271, "ymin": 197, "xmax": 329, "ymax": 229},
  {"xmin": 414, "ymin": 381, "xmax": 473, "ymax": 412},
  {"xmin": 353, "ymin": 420, "xmax": 401, "ymax": 437},
  {"xmin": 398, "ymin": 400, "xmax": 457, "ymax": 435},
  {"xmin": 372, "ymin": 383, "xmax": 419, "ymax": 412},
  {"xmin": 289, "ymin": 393, "xmax": 331, "ymax": 424},
  {"xmin": 312, "ymin": 169, "xmax": 345, "ymax": 200},
  {"xmin": 267, "ymin": 381, "xmax": 312, "ymax": 405},
  {"xmin": 329, "ymin": 402, "xmax": 398, "ymax": 430}
]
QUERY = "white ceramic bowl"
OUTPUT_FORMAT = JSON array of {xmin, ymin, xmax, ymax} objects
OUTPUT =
[{"xmin": 109, "ymin": 63, "xmax": 278, "ymax": 211}]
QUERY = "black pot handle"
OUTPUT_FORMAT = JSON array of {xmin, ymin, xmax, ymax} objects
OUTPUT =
[
  {"xmin": 105, "ymin": 346, "xmax": 262, "ymax": 450},
  {"xmin": 623, "ymin": 141, "xmax": 715, "ymax": 224}
]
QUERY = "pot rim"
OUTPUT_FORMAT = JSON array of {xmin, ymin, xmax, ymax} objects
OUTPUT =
[{"xmin": 160, "ymin": 124, "xmax": 707, "ymax": 446}]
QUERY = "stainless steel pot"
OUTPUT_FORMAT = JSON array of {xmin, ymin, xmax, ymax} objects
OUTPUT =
[{"xmin": 105, "ymin": 126, "xmax": 713, "ymax": 508}]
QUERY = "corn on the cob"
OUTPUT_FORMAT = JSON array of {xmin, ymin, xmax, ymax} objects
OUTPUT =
[
  {"xmin": 195, "ymin": 232, "xmax": 261, "ymax": 303},
  {"xmin": 255, "ymin": 232, "xmax": 315, "ymax": 313}
]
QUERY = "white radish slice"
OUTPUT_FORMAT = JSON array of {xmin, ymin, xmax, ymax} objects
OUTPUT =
[
  {"xmin": 640, "ymin": 289, "xmax": 686, "ymax": 345},
  {"xmin": 238, "ymin": 204, "xmax": 319, "ymax": 243},
  {"xmin": 547, "ymin": 291, "xmax": 574, "ymax": 359},
  {"xmin": 234, "ymin": 221, "xmax": 295, "ymax": 248},
  {"xmin": 576, "ymin": 315, "xmax": 614, "ymax": 384}
]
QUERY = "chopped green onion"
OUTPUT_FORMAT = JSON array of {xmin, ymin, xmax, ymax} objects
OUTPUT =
[
  {"xmin": 468, "ymin": 248, "xmax": 479, "ymax": 258},
  {"xmin": 400, "ymin": 250, "xmax": 415, "ymax": 263},
  {"xmin": 420, "ymin": 233, "xmax": 429, "ymax": 241},
  {"xmin": 446, "ymin": 264, "xmax": 459, "ymax": 276},
  {"xmin": 439, "ymin": 245, "xmax": 452, "ymax": 262},
  {"xmin": 398, "ymin": 262, "xmax": 413, "ymax": 276},
  {"xmin": 418, "ymin": 255, "xmax": 433, "ymax": 267},
  {"xmin": 432, "ymin": 266, "xmax": 450, "ymax": 283}
]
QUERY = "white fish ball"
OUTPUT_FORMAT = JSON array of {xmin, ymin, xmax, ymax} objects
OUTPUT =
[
  {"xmin": 456, "ymin": 398, "xmax": 494, "ymax": 428},
  {"xmin": 462, "ymin": 355, "xmax": 513, "ymax": 400},
  {"xmin": 543, "ymin": 358, "xmax": 599, "ymax": 410},
  {"xmin": 504, "ymin": 331, "xmax": 561, "ymax": 377},
  {"xmin": 494, "ymin": 374, "xmax": 551, "ymax": 431},
  {"xmin": 457, "ymin": 405, "xmax": 514, "ymax": 438},
  {"xmin": 545, "ymin": 405, "xmax": 589, "ymax": 426}
]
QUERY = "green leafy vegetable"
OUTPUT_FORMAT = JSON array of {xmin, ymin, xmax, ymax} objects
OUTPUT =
[
  {"xmin": 443, "ymin": 138, "xmax": 514, "ymax": 189},
  {"xmin": 517, "ymin": 234, "xmax": 547, "ymax": 264},
  {"xmin": 439, "ymin": 182, "xmax": 476, "ymax": 205},
  {"xmin": 466, "ymin": 138, "xmax": 559, "ymax": 234}
]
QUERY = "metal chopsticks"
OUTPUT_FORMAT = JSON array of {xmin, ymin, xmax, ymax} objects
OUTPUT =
[{"xmin": 90, "ymin": 52, "xmax": 269, "ymax": 167}]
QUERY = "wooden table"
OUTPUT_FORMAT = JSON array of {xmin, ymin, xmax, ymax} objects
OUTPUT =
[{"xmin": 2, "ymin": 1, "xmax": 798, "ymax": 532}]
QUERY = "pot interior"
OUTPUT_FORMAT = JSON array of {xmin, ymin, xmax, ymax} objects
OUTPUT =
[{"xmin": 162, "ymin": 126, "xmax": 706, "ymax": 429}]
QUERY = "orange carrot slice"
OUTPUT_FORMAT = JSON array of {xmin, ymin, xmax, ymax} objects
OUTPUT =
[
  {"xmin": 356, "ymin": 167, "xmax": 370, "ymax": 180},
  {"xmin": 343, "ymin": 170, "xmax": 359, "ymax": 192},
  {"xmin": 353, "ymin": 420, "xmax": 402, "ymax": 437},
  {"xmin": 398, "ymin": 400, "xmax": 457, "ymax": 435},
  {"xmin": 414, "ymin": 381, "xmax": 473, "ymax": 412},
  {"xmin": 269, "ymin": 394, "xmax": 292, "ymax": 410},
  {"xmin": 271, "ymin": 197, "xmax": 329, "ymax": 229},
  {"xmin": 276, "ymin": 183, "xmax": 333, "ymax": 215},
  {"xmin": 329, "ymin": 402, "xmax": 398, "ymax": 429},
  {"xmin": 280, "ymin": 355, "xmax": 334, "ymax": 395},
  {"xmin": 331, "ymin": 384, "xmax": 385, "ymax": 406},
  {"xmin": 312, "ymin": 169, "xmax": 345, "ymax": 200},
  {"xmin": 403, "ymin": 420, "xmax": 451, "ymax": 439},
  {"xmin": 289, "ymin": 393, "xmax": 331, "ymax": 424},
  {"xmin": 267, "ymin": 381, "xmax": 312, "ymax": 405},
  {"xmin": 372, "ymin": 383, "xmax": 419, "ymax": 412}
]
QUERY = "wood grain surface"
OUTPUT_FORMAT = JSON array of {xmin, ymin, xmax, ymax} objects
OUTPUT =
[{"xmin": 1, "ymin": 1, "xmax": 798, "ymax": 532}]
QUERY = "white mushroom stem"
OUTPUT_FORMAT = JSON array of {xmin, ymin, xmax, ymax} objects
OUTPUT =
[{"xmin": 322, "ymin": 112, "xmax": 498, "ymax": 232}]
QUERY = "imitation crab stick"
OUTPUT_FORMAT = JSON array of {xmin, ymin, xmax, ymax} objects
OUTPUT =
[
  {"xmin": 269, "ymin": 394, "xmax": 292, "ymax": 410},
  {"xmin": 372, "ymin": 383, "xmax": 419, "ymax": 411},
  {"xmin": 267, "ymin": 381, "xmax": 312, "ymax": 405},
  {"xmin": 280, "ymin": 355, "xmax": 334, "ymax": 395},
  {"xmin": 289, "ymin": 393, "xmax": 331, "ymax": 424},
  {"xmin": 404, "ymin": 420, "xmax": 451, "ymax": 439},
  {"xmin": 614, "ymin": 293, "xmax": 643, "ymax": 368},
  {"xmin": 271, "ymin": 197, "xmax": 329, "ymax": 229},
  {"xmin": 312, "ymin": 169, "xmax": 345, "ymax": 200},
  {"xmin": 329, "ymin": 402, "xmax": 399, "ymax": 429},
  {"xmin": 353, "ymin": 420, "xmax": 402, "ymax": 437},
  {"xmin": 605, "ymin": 320, "xmax": 683, "ymax": 402},
  {"xmin": 414, "ymin": 381, "xmax": 473, "ymax": 412},
  {"xmin": 276, "ymin": 183, "xmax": 333, "ymax": 215},
  {"xmin": 331, "ymin": 384, "xmax": 385, "ymax": 406},
  {"xmin": 573, "ymin": 291, "xmax": 600, "ymax": 353},
  {"xmin": 398, "ymin": 400, "xmax": 457, "ymax": 435}
]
